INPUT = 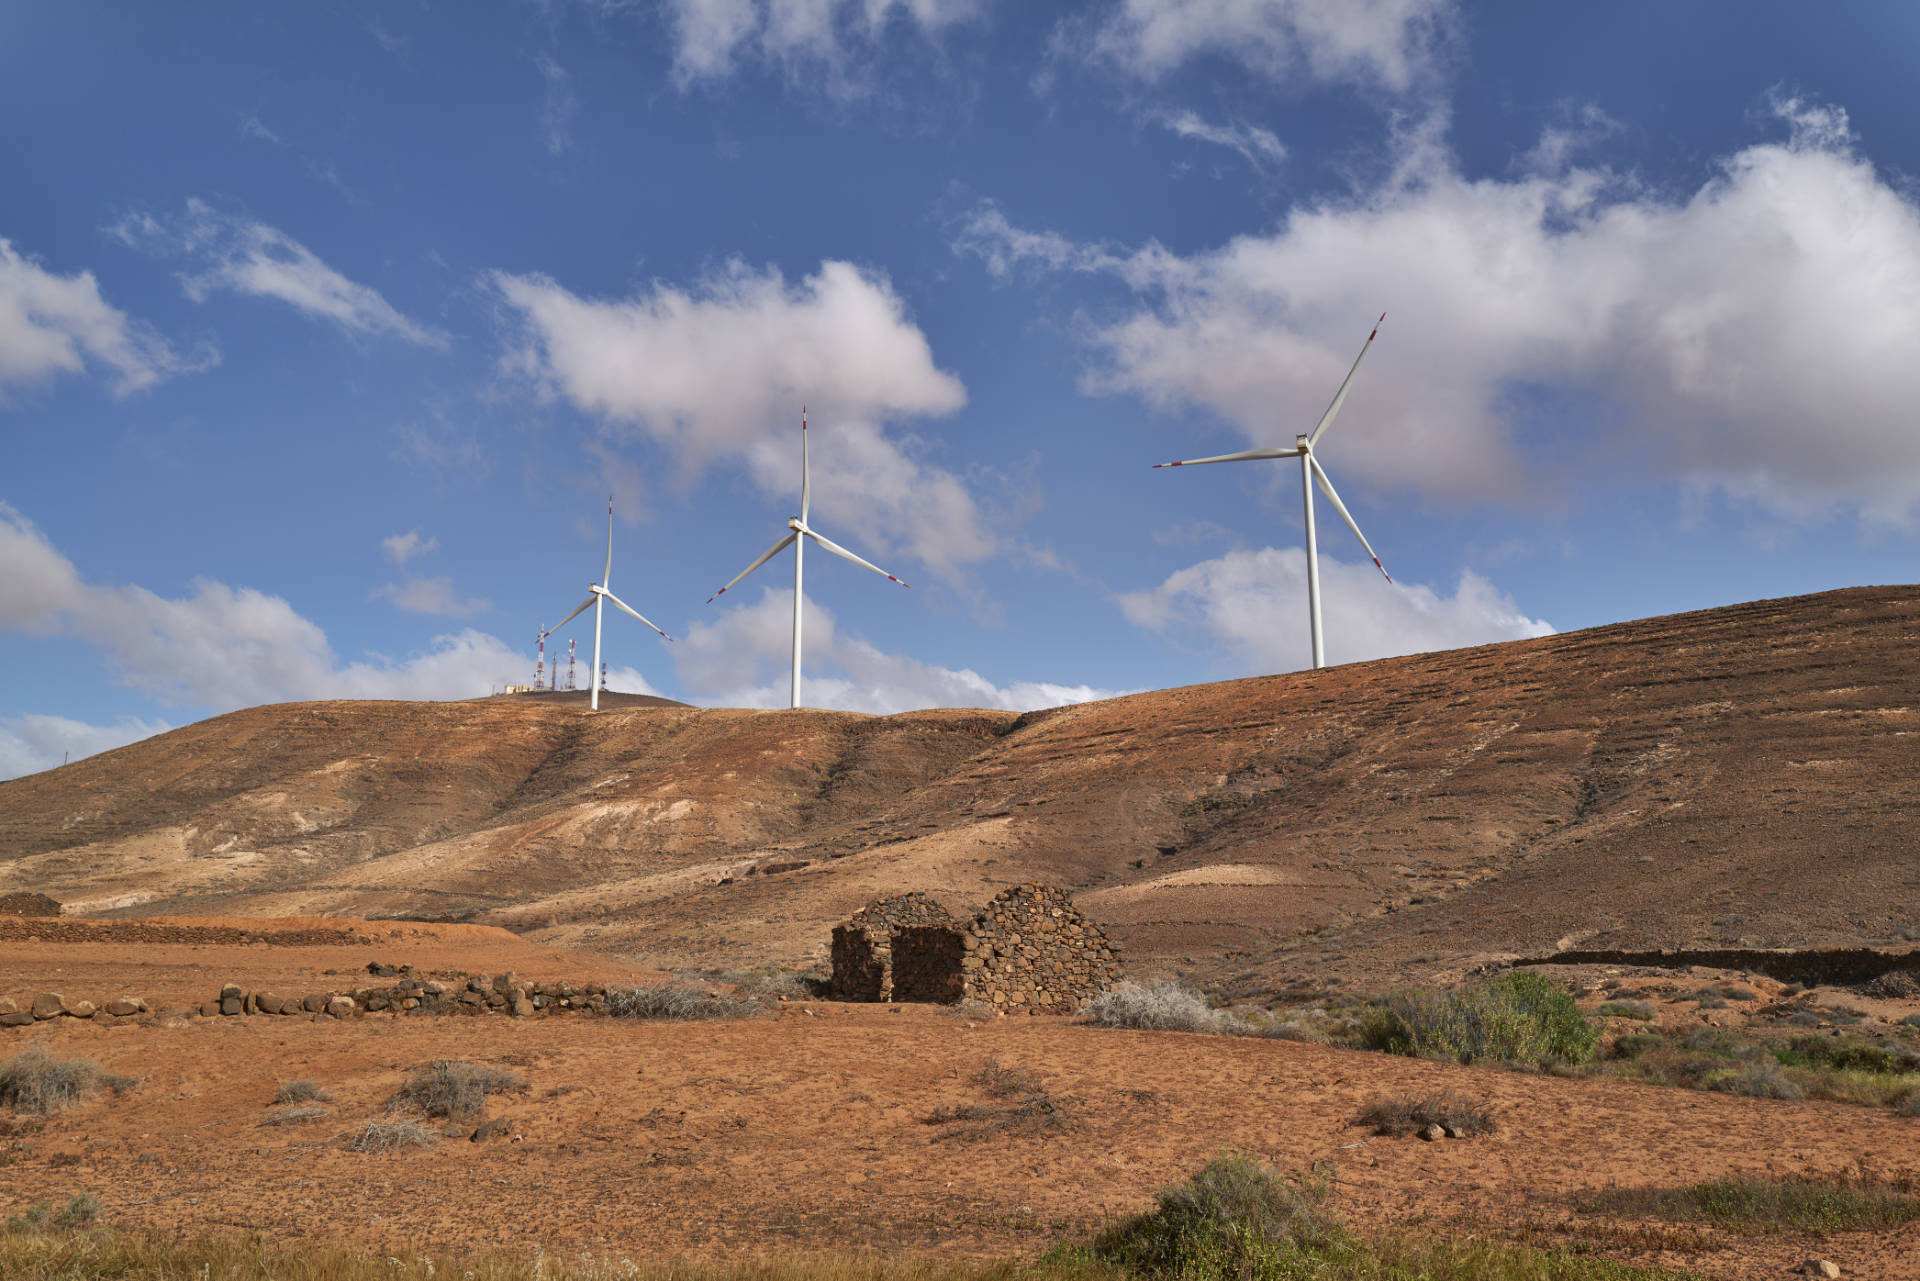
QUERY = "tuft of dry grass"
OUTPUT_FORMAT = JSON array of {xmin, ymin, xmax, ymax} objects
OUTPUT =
[
  {"xmin": 1082, "ymin": 980, "xmax": 1230, "ymax": 1033},
  {"xmin": 260, "ymin": 1104, "xmax": 331, "ymax": 1127},
  {"xmin": 274, "ymin": 1078, "xmax": 331, "ymax": 1104},
  {"xmin": 345, "ymin": 1119, "xmax": 439, "ymax": 1152},
  {"xmin": 924, "ymin": 1059, "xmax": 1071, "ymax": 1142},
  {"xmin": 605, "ymin": 981, "xmax": 763, "ymax": 1021},
  {"xmin": 0, "ymin": 1045, "xmax": 135, "ymax": 1115},
  {"xmin": 1357, "ymin": 1092, "xmax": 1497, "ymax": 1138}
]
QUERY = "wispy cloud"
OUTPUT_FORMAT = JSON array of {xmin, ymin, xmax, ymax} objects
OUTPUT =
[
  {"xmin": 535, "ymin": 55, "xmax": 579, "ymax": 156},
  {"xmin": 381, "ymin": 530, "xmax": 440, "ymax": 570},
  {"xmin": 109, "ymin": 200, "xmax": 446, "ymax": 349},
  {"xmin": 0, "ymin": 236, "xmax": 212, "ymax": 399},
  {"xmin": 1151, "ymin": 108, "xmax": 1287, "ymax": 170}
]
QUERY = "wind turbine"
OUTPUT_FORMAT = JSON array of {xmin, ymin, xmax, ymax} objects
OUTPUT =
[
  {"xmin": 707, "ymin": 408, "xmax": 910, "ymax": 709},
  {"xmin": 1154, "ymin": 314, "xmax": 1392, "ymax": 671},
  {"xmin": 546, "ymin": 497, "xmax": 672, "ymax": 711}
]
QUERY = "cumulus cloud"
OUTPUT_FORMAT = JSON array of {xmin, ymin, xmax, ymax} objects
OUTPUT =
[
  {"xmin": 109, "ymin": 200, "xmax": 446, "ymax": 348},
  {"xmin": 0, "ymin": 504, "xmax": 524, "ymax": 714},
  {"xmin": 1120, "ymin": 548, "xmax": 1551, "ymax": 673},
  {"xmin": 680, "ymin": 588, "xmax": 1120, "ymax": 712},
  {"xmin": 1153, "ymin": 108, "xmax": 1287, "ymax": 170},
  {"xmin": 962, "ymin": 95, "xmax": 1920, "ymax": 528},
  {"xmin": 661, "ymin": 0, "xmax": 985, "ymax": 90},
  {"xmin": 1065, "ymin": 0, "xmax": 1454, "ymax": 94},
  {"xmin": 0, "ymin": 713, "xmax": 173, "ymax": 782},
  {"xmin": 493, "ymin": 259, "xmax": 992, "ymax": 573},
  {"xmin": 0, "ymin": 238, "xmax": 206, "ymax": 398}
]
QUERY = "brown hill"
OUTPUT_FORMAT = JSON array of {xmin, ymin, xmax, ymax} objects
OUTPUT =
[{"xmin": 2, "ymin": 586, "xmax": 1915, "ymax": 991}]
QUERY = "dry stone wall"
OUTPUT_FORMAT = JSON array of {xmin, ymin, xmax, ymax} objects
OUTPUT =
[
  {"xmin": 828, "ymin": 891, "xmax": 958, "ymax": 1001},
  {"xmin": 831, "ymin": 882, "xmax": 1122, "ymax": 1014}
]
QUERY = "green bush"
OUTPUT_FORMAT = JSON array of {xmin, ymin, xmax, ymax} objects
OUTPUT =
[
  {"xmin": 1596, "ymin": 1001, "xmax": 1655, "ymax": 1021},
  {"xmin": 1357, "ymin": 972, "xmax": 1598, "ymax": 1067},
  {"xmin": 1775, "ymin": 1036, "xmax": 1907, "ymax": 1075},
  {"xmin": 1089, "ymin": 1154, "xmax": 1339, "ymax": 1279}
]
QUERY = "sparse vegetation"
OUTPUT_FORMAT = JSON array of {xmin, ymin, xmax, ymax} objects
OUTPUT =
[
  {"xmin": 1582, "ymin": 1171, "xmax": 1920, "ymax": 1236},
  {"xmin": 345, "ymin": 1119, "xmax": 439, "ymax": 1152},
  {"xmin": 260, "ymin": 1104, "xmax": 331, "ymax": 1127},
  {"xmin": 924, "ymin": 1059, "xmax": 1070, "ymax": 1141},
  {"xmin": 1357, "ymin": 1092, "xmax": 1496, "ymax": 1138},
  {"xmin": 274, "ymin": 1078, "xmax": 331, "ymax": 1103},
  {"xmin": 605, "ymin": 981, "xmax": 763, "ymax": 1021},
  {"xmin": 5, "ymin": 1195, "xmax": 102, "ymax": 1234},
  {"xmin": 1596, "ymin": 1001, "xmax": 1655, "ymax": 1021},
  {"xmin": 0, "ymin": 1045, "xmax": 136, "ymax": 1115},
  {"xmin": 1591, "ymin": 1023, "xmax": 1920, "ymax": 1110},
  {"xmin": 388, "ymin": 1060, "xmax": 524, "ymax": 1121},
  {"xmin": 1356, "ymin": 972, "xmax": 1599, "ymax": 1068}
]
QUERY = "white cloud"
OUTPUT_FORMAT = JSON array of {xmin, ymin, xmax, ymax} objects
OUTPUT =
[
  {"xmin": 0, "ymin": 238, "xmax": 205, "ymax": 398},
  {"xmin": 0, "ymin": 713, "xmax": 173, "ymax": 782},
  {"xmin": 0, "ymin": 504, "xmax": 526, "ymax": 713},
  {"xmin": 680, "ymin": 587, "xmax": 1120, "ymax": 712},
  {"xmin": 965, "ymin": 96, "xmax": 1920, "ymax": 528},
  {"xmin": 535, "ymin": 55, "xmax": 579, "ymax": 156},
  {"xmin": 109, "ymin": 200, "xmax": 446, "ymax": 349},
  {"xmin": 1153, "ymin": 108, "xmax": 1287, "ymax": 169},
  {"xmin": 372, "ymin": 576, "xmax": 491, "ymax": 618},
  {"xmin": 1119, "ymin": 548, "xmax": 1551, "ymax": 672},
  {"xmin": 494, "ymin": 259, "xmax": 992, "ymax": 574},
  {"xmin": 660, "ymin": 0, "xmax": 986, "ymax": 90},
  {"xmin": 1067, "ymin": 0, "xmax": 1454, "ymax": 93},
  {"xmin": 381, "ymin": 530, "xmax": 440, "ymax": 569}
]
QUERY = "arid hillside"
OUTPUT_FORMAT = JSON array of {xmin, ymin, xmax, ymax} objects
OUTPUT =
[{"xmin": 2, "ymin": 586, "xmax": 1915, "ymax": 991}]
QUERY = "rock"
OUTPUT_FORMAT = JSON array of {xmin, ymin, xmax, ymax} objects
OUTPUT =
[
  {"xmin": 220, "ymin": 996, "xmax": 243, "ymax": 1016},
  {"xmin": 492, "ymin": 972, "xmax": 516, "ymax": 993},
  {"xmin": 198, "ymin": 1000, "xmax": 221, "ymax": 1018},
  {"xmin": 1798, "ymin": 1262, "xmax": 1841, "ymax": 1279},
  {"xmin": 302, "ymin": 994, "xmax": 326, "ymax": 1013},
  {"xmin": 254, "ymin": 994, "xmax": 283, "ymax": 1015},
  {"xmin": 0, "ymin": 997, "xmax": 15, "ymax": 1015},
  {"xmin": 423, "ymin": 981, "xmax": 448, "ymax": 997},
  {"xmin": 32, "ymin": 993, "xmax": 65, "ymax": 1019},
  {"xmin": 0, "ymin": 1012, "xmax": 31, "ymax": 1027},
  {"xmin": 326, "ymin": 995, "xmax": 356, "ymax": 1020},
  {"xmin": 470, "ymin": 1117, "xmax": 514, "ymax": 1141},
  {"xmin": 137, "ymin": 1152, "xmax": 158, "ymax": 1164},
  {"xmin": 368, "ymin": 962, "xmax": 396, "ymax": 978},
  {"xmin": 105, "ymin": 997, "xmax": 142, "ymax": 1017},
  {"xmin": 511, "ymin": 996, "xmax": 533, "ymax": 1018},
  {"xmin": 1420, "ymin": 1124, "xmax": 1446, "ymax": 1142},
  {"xmin": 220, "ymin": 984, "xmax": 244, "ymax": 1001},
  {"xmin": 65, "ymin": 999, "xmax": 95, "ymax": 1018}
]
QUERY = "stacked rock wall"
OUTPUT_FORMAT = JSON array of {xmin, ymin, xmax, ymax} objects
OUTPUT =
[
  {"xmin": 828, "ymin": 891, "xmax": 958, "ymax": 1001},
  {"xmin": 830, "ymin": 882, "xmax": 1122, "ymax": 1013},
  {"xmin": 957, "ymin": 883, "xmax": 1122, "ymax": 1013}
]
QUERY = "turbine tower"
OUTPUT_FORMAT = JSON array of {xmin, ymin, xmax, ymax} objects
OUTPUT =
[
  {"xmin": 708, "ymin": 408, "xmax": 909, "ymax": 709},
  {"xmin": 1155, "ymin": 314, "xmax": 1392, "ymax": 671},
  {"xmin": 545, "ymin": 497, "xmax": 672, "ymax": 711}
]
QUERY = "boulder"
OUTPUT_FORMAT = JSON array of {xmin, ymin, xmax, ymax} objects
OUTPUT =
[
  {"xmin": 326, "ymin": 995, "xmax": 356, "ymax": 1020},
  {"xmin": 220, "ymin": 996, "xmax": 243, "ymax": 1016},
  {"xmin": 0, "ymin": 1012, "xmax": 32, "ymax": 1027},
  {"xmin": 65, "ymin": 999, "xmax": 95, "ymax": 1018},
  {"xmin": 32, "ymin": 993, "xmax": 65, "ymax": 1020},
  {"xmin": 302, "ymin": 994, "xmax": 326, "ymax": 1013},
  {"xmin": 1420, "ymin": 1124, "xmax": 1446, "ymax": 1142},
  {"xmin": 254, "ymin": 994, "xmax": 283, "ymax": 1015},
  {"xmin": 511, "ymin": 995, "xmax": 533, "ymax": 1018},
  {"xmin": 220, "ymin": 984, "xmax": 244, "ymax": 1001},
  {"xmin": 1798, "ymin": 1262, "xmax": 1841, "ymax": 1279}
]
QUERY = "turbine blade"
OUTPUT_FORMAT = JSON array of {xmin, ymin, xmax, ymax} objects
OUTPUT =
[
  {"xmin": 800, "ymin": 406, "xmax": 811, "ymax": 524},
  {"xmin": 707, "ymin": 532, "xmax": 797, "ymax": 603},
  {"xmin": 1153, "ymin": 446, "xmax": 1304, "ymax": 468},
  {"xmin": 1307, "ymin": 312, "xmax": 1386, "ymax": 446},
  {"xmin": 549, "ymin": 596, "xmax": 596, "ymax": 634},
  {"xmin": 1308, "ymin": 455, "xmax": 1391, "ymax": 582},
  {"xmin": 804, "ymin": 528, "xmax": 910, "ymax": 588},
  {"xmin": 602, "ymin": 589, "xmax": 672, "ymax": 641},
  {"xmin": 602, "ymin": 495, "xmax": 614, "ymax": 590}
]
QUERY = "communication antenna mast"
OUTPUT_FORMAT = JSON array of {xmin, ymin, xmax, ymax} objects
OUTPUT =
[
  {"xmin": 600, "ymin": 660, "xmax": 607, "ymax": 689},
  {"xmin": 567, "ymin": 639, "xmax": 577, "ymax": 690},
  {"xmin": 535, "ymin": 629, "xmax": 547, "ymax": 691}
]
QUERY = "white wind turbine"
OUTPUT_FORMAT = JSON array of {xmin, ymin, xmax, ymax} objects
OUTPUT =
[
  {"xmin": 707, "ymin": 408, "xmax": 910, "ymax": 709},
  {"xmin": 545, "ymin": 497, "xmax": 672, "ymax": 711},
  {"xmin": 1155, "ymin": 313, "xmax": 1393, "ymax": 671}
]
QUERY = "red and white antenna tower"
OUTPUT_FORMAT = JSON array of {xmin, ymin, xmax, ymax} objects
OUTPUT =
[
  {"xmin": 535, "ymin": 629, "xmax": 547, "ymax": 691},
  {"xmin": 567, "ymin": 639, "xmax": 577, "ymax": 690},
  {"xmin": 600, "ymin": 660, "xmax": 607, "ymax": 689}
]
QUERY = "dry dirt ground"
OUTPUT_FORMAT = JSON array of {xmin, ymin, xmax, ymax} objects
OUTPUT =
[
  {"xmin": 2, "ymin": 587, "xmax": 1917, "ymax": 997},
  {"xmin": 4, "ymin": 925, "xmax": 1920, "ymax": 1279}
]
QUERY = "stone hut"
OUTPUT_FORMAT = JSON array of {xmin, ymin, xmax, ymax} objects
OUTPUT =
[
  {"xmin": 832, "ymin": 883, "xmax": 1122, "ymax": 1013},
  {"xmin": 828, "ymin": 891, "xmax": 959, "ymax": 1001}
]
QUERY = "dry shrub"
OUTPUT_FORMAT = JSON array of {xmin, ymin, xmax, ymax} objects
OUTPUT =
[
  {"xmin": 274, "ymin": 1078, "xmax": 331, "ymax": 1104},
  {"xmin": 604, "ymin": 981, "xmax": 761, "ymax": 1021},
  {"xmin": 1083, "ymin": 980, "xmax": 1230, "ymax": 1033},
  {"xmin": 1357, "ymin": 1091, "xmax": 1497, "ymax": 1138},
  {"xmin": 260, "ymin": 1105, "xmax": 330, "ymax": 1127},
  {"xmin": 924, "ymin": 1059, "xmax": 1070, "ymax": 1141},
  {"xmin": 388, "ymin": 1060, "xmax": 524, "ymax": 1121},
  {"xmin": 0, "ymin": 1045, "xmax": 135, "ymax": 1115},
  {"xmin": 346, "ymin": 1120, "xmax": 438, "ymax": 1152}
]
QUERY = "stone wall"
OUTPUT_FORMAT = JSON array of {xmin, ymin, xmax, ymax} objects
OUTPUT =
[
  {"xmin": 828, "ymin": 891, "xmax": 958, "ymax": 1001},
  {"xmin": 830, "ymin": 882, "xmax": 1122, "ymax": 1014}
]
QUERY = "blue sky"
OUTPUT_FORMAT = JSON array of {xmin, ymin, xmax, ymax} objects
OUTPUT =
[{"xmin": 4, "ymin": 1, "xmax": 1919, "ymax": 777}]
